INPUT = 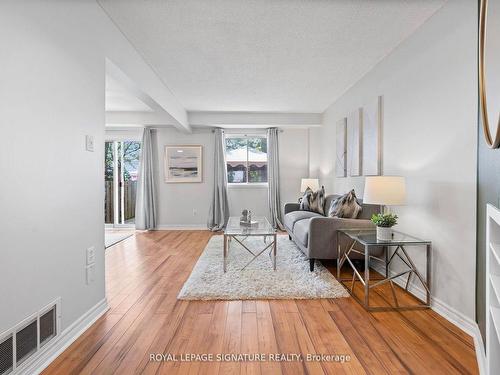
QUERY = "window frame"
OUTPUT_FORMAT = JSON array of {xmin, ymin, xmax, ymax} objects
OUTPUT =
[{"xmin": 224, "ymin": 133, "xmax": 269, "ymax": 187}]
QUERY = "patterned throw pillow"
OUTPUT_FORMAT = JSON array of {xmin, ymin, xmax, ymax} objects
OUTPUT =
[
  {"xmin": 299, "ymin": 188, "xmax": 312, "ymax": 210},
  {"xmin": 328, "ymin": 189, "xmax": 362, "ymax": 218},
  {"xmin": 300, "ymin": 186, "xmax": 326, "ymax": 215}
]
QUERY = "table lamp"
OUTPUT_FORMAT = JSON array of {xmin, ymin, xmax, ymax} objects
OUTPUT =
[
  {"xmin": 363, "ymin": 176, "xmax": 406, "ymax": 208},
  {"xmin": 300, "ymin": 178, "xmax": 319, "ymax": 193},
  {"xmin": 363, "ymin": 176, "xmax": 406, "ymax": 240}
]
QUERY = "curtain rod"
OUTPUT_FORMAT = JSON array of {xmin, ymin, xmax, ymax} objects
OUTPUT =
[
  {"xmin": 141, "ymin": 126, "xmax": 283, "ymax": 132},
  {"xmin": 210, "ymin": 128, "xmax": 284, "ymax": 133}
]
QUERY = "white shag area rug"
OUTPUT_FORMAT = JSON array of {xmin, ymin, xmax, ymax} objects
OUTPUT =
[{"xmin": 177, "ymin": 235, "xmax": 349, "ymax": 300}]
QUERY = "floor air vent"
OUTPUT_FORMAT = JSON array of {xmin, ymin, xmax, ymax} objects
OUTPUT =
[
  {"xmin": 0, "ymin": 336, "xmax": 13, "ymax": 375},
  {"xmin": 0, "ymin": 300, "xmax": 59, "ymax": 375},
  {"xmin": 15, "ymin": 321, "xmax": 37, "ymax": 366},
  {"xmin": 39, "ymin": 308, "xmax": 56, "ymax": 347}
]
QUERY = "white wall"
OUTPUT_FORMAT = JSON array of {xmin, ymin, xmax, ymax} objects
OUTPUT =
[
  {"xmin": 152, "ymin": 128, "xmax": 214, "ymax": 227},
  {"xmin": 150, "ymin": 127, "xmax": 309, "ymax": 227},
  {"xmin": 0, "ymin": 0, "xmax": 177, "ymax": 340},
  {"xmin": 0, "ymin": 1, "xmax": 106, "ymax": 333},
  {"xmin": 311, "ymin": 0, "xmax": 477, "ymax": 320}
]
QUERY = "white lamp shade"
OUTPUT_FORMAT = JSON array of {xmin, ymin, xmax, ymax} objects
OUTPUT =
[
  {"xmin": 363, "ymin": 176, "xmax": 406, "ymax": 205},
  {"xmin": 300, "ymin": 178, "xmax": 319, "ymax": 192}
]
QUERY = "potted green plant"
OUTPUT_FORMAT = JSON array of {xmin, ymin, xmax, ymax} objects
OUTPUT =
[{"xmin": 371, "ymin": 213, "xmax": 398, "ymax": 241}]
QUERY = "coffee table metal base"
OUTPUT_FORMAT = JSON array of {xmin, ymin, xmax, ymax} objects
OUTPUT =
[{"xmin": 223, "ymin": 234, "xmax": 277, "ymax": 272}]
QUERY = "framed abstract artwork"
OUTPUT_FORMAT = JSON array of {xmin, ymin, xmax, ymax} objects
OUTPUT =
[
  {"xmin": 164, "ymin": 145, "xmax": 203, "ymax": 183},
  {"xmin": 362, "ymin": 96, "xmax": 383, "ymax": 176},
  {"xmin": 335, "ymin": 118, "xmax": 347, "ymax": 177},
  {"xmin": 347, "ymin": 108, "xmax": 362, "ymax": 177}
]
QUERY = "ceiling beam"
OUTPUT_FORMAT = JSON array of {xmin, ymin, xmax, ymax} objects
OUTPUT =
[
  {"xmin": 188, "ymin": 111, "xmax": 322, "ymax": 128},
  {"xmin": 106, "ymin": 110, "xmax": 324, "ymax": 129},
  {"xmin": 105, "ymin": 110, "xmax": 178, "ymax": 126},
  {"xmin": 105, "ymin": 59, "xmax": 190, "ymax": 132}
]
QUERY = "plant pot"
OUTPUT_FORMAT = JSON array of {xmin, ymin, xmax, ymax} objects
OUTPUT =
[{"xmin": 376, "ymin": 226, "xmax": 393, "ymax": 241}]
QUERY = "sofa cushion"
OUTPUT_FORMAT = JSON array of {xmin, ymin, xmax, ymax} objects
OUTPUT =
[
  {"xmin": 284, "ymin": 211, "xmax": 321, "ymax": 231},
  {"xmin": 293, "ymin": 219, "xmax": 310, "ymax": 247},
  {"xmin": 357, "ymin": 202, "xmax": 380, "ymax": 220}
]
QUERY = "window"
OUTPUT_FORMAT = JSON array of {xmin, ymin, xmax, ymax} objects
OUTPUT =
[{"xmin": 225, "ymin": 135, "xmax": 267, "ymax": 184}]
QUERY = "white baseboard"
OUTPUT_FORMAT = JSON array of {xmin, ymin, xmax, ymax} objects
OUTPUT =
[
  {"xmin": 471, "ymin": 323, "xmax": 487, "ymax": 375},
  {"xmin": 155, "ymin": 224, "xmax": 208, "ymax": 230},
  {"xmin": 18, "ymin": 298, "xmax": 109, "ymax": 375},
  {"xmin": 370, "ymin": 263, "xmax": 486, "ymax": 374},
  {"xmin": 370, "ymin": 263, "xmax": 476, "ymax": 331}
]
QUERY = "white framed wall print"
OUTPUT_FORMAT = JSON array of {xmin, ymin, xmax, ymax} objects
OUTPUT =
[
  {"xmin": 362, "ymin": 96, "xmax": 383, "ymax": 176},
  {"xmin": 347, "ymin": 108, "xmax": 362, "ymax": 177},
  {"xmin": 336, "ymin": 118, "xmax": 347, "ymax": 177},
  {"xmin": 164, "ymin": 145, "xmax": 203, "ymax": 183}
]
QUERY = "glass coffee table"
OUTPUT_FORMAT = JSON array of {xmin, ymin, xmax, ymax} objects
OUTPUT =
[
  {"xmin": 337, "ymin": 229, "xmax": 432, "ymax": 311},
  {"xmin": 223, "ymin": 216, "xmax": 277, "ymax": 272}
]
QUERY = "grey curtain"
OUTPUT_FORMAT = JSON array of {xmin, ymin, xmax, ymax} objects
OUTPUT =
[
  {"xmin": 207, "ymin": 128, "xmax": 230, "ymax": 231},
  {"xmin": 135, "ymin": 127, "xmax": 157, "ymax": 230},
  {"xmin": 267, "ymin": 128, "xmax": 284, "ymax": 229}
]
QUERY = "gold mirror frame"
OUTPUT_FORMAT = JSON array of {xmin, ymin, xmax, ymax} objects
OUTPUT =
[{"xmin": 480, "ymin": 0, "xmax": 500, "ymax": 148}]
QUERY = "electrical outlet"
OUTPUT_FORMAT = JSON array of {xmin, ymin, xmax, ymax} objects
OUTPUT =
[
  {"xmin": 86, "ymin": 264, "xmax": 95, "ymax": 284},
  {"xmin": 86, "ymin": 246, "xmax": 95, "ymax": 265},
  {"xmin": 192, "ymin": 208, "xmax": 197, "ymax": 216},
  {"xmin": 85, "ymin": 135, "xmax": 94, "ymax": 152}
]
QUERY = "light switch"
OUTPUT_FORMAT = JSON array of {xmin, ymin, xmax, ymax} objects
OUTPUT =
[{"xmin": 85, "ymin": 135, "xmax": 94, "ymax": 152}]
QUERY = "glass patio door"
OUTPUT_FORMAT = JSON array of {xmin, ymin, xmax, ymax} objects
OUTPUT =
[{"xmin": 104, "ymin": 140, "xmax": 141, "ymax": 227}]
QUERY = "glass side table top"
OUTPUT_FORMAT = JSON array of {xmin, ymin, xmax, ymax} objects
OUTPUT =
[
  {"xmin": 339, "ymin": 229, "xmax": 431, "ymax": 245},
  {"xmin": 224, "ymin": 216, "xmax": 276, "ymax": 236}
]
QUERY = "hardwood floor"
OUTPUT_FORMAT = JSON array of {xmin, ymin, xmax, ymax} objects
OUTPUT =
[{"xmin": 43, "ymin": 230, "xmax": 478, "ymax": 375}]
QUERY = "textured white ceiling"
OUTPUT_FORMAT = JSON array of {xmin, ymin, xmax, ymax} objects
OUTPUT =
[
  {"xmin": 99, "ymin": 0, "xmax": 446, "ymax": 112},
  {"xmin": 105, "ymin": 75, "xmax": 152, "ymax": 112}
]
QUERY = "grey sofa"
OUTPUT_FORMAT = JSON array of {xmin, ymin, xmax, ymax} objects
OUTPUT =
[{"xmin": 284, "ymin": 194, "xmax": 380, "ymax": 271}]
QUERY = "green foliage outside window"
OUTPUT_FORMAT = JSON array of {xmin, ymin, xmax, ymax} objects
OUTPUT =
[
  {"xmin": 225, "ymin": 137, "xmax": 267, "ymax": 153},
  {"xmin": 105, "ymin": 141, "xmax": 141, "ymax": 181}
]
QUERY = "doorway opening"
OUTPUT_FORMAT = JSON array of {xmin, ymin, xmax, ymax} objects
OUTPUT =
[{"xmin": 105, "ymin": 140, "xmax": 141, "ymax": 228}]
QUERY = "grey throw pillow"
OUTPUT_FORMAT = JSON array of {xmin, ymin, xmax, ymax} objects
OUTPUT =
[
  {"xmin": 328, "ymin": 189, "xmax": 362, "ymax": 218},
  {"xmin": 299, "ymin": 188, "xmax": 312, "ymax": 210},
  {"xmin": 300, "ymin": 186, "xmax": 326, "ymax": 215}
]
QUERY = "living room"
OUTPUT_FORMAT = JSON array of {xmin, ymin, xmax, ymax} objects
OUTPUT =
[{"xmin": 1, "ymin": 0, "xmax": 498, "ymax": 374}]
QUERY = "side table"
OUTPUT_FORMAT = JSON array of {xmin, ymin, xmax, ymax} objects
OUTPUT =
[{"xmin": 337, "ymin": 229, "xmax": 431, "ymax": 311}]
